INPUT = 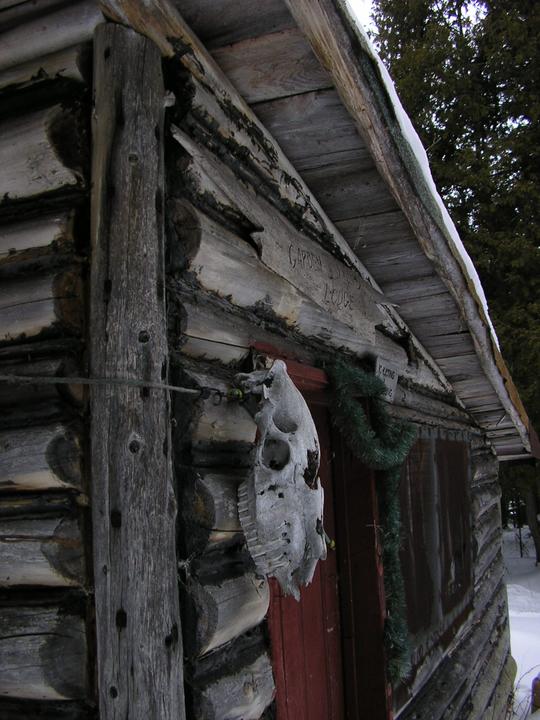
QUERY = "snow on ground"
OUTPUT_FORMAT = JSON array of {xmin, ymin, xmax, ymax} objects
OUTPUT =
[{"xmin": 503, "ymin": 528, "xmax": 540, "ymax": 718}]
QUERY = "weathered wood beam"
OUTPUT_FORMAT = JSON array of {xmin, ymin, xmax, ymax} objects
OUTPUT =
[
  {"xmin": 0, "ymin": 44, "xmax": 89, "ymax": 93},
  {"xmin": 182, "ymin": 470, "xmax": 244, "ymax": 553},
  {"xmin": 0, "ymin": 356, "xmax": 83, "ymax": 427},
  {"xmin": 187, "ymin": 573, "xmax": 269, "ymax": 657},
  {"xmin": 0, "ymin": 604, "xmax": 87, "ymax": 700},
  {"xmin": 90, "ymin": 24, "xmax": 185, "ymax": 719},
  {"xmin": 0, "ymin": 105, "xmax": 86, "ymax": 205},
  {"xmin": 192, "ymin": 650, "xmax": 274, "ymax": 720},
  {"xmin": 0, "ymin": 1, "xmax": 102, "ymax": 73},
  {"xmin": 171, "ymin": 200, "xmax": 384, "ymax": 346},
  {"xmin": 212, "ymin": 27, "xmax": 332, "ymax": 103},
  {"xmin": 0, "ymin": 270, "xmax": 83, "ymax": 345},
  {"xmin": 171, "ymin": 132, "xmax": 385, "ymax": 334},
  {"xmin": 178, "ymin": 289, "xmax": 408, "ymax": 371},
  {"xmin": 302, "ymin": 162, "xmax": 399, "ymax": 221},
  {"xmin": 0, "ymin": 515, "xmax": 85, "ymax": 587},
  {"xmin": 0, "ymin": 213, "xmax": 75, "ymax": 264},
  {"xmin": 187, "ymin": 372, "xmax": 257, "ymax": 445},
  {"xmin": 0, "ymin": 423, "xmax": 82, "ymax": 492}
]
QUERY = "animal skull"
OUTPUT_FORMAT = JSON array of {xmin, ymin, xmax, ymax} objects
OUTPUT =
[{"xmin": 235, "ymin": 360, "xmax": 326, "ymax": 599}]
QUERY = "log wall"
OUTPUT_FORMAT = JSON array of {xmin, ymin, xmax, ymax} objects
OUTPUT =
[{"xmin": 0, "ymin": 2, "xmax": 95, "ymax": 716}]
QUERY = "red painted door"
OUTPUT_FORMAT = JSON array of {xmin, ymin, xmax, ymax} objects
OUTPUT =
[
  {"xmin": 268, "ymin": 400, "xmax": 345, "ymax": 720},
  {"xmin": 267, "ymin": 387, "xmax": 392, "ymax": 720}
]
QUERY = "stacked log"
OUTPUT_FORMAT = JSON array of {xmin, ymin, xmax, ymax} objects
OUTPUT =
[{"xmin": 0, "ymin": 3, "xmax": 93, "ymax": 715}]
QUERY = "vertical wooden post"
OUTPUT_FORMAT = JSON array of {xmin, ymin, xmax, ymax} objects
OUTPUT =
[{"xmin": 90, "ymin": 23, "xmax": 185, "ymax": 719}]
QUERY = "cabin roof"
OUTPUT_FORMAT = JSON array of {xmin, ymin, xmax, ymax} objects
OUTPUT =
[{"xmin": 196, "ymin": 0, "xmax": 538, "ymax": 461}]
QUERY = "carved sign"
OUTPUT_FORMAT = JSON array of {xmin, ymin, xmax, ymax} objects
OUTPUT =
[
  {"xmin": 254, "ymin": 229, "xmax": 385, "ymax": 343},
  {"xmin": 375, "ymin": 357, "xmax": 399, "ymax": 403}
]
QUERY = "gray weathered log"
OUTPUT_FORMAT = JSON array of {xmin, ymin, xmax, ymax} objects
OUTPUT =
[
  {"xmin": 0, "ymin": 604, "xmax": 87, "ymax": 699},
  {"xmin": 188, "ymin": 573, "xmax": 269, "ymax": 657},
  {"xmin": 186, "ymin": 371, "xmax": 257, "ymax": 445},
  {"xmin": 0, "ymin": 515, "xmax": 85, "ymax": 586},
  {"xmin": 182, "ymin": 470, "xmax": 244, "ymax": 553},
  {"xmin": 0, "ymin": 213, "xmax": 75, "ymax": 263},
  {"xmin": 193, "ymin": 650, "xmax": 275, "ymax": 720},
  {"xmin": 0, "ymin": 270, "xmax": 83, "ymax": 344},
  {"xmin": 0, "ymin": 423, "xmax": 82, "ymax": 492},
  {"xmin": 0, "ymin": 1, "xmax": 102, "ymax": 72},
  {"xmin": 178, "ymin": 289, "xmax": 408, "ymax": 371},
  {"xmin": 0, "ymin": 105, "xmax": 86, "ymax": 204},
  {"xmin": 172, "ymin": 201, "xmax": 382, "ymax": 345},
  {"xmin": 90, "ymin": 23, "xmax": 185, "ymax": 719},
  {"xmin": 99, "ymin": 0, "xmax": 386, "ymax": 278},
  {"xmin": 171, "ymin": 131, "xmax": 385, "ymax": 332},
  {"xmin": 0, "ymin": 356, "xmax": 84, "ymax": 423},
  {"xmin": 0, "ymin": 44, "xmax": 89, "ymax": 92}
]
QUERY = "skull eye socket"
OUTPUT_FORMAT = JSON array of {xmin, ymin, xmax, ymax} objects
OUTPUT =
[
  {"xmin": 273, "ymin": 413, "xmax": 299, "ymax": 434},
  {"xmin": 261, "ymin": 437, "xmax": 291, "ymax": 470}
]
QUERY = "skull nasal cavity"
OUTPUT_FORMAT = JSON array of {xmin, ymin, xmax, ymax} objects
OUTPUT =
[{"xmin": 262, "ymin": 437, "xmax": 291, "ymax": 470}]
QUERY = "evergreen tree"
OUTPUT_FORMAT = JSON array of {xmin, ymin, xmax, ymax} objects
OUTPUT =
[{"xmin": 372, "ymin": 0, "xmax": 540, "ymax": 560}]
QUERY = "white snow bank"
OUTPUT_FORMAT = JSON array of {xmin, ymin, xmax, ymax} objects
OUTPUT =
[
  {"xmin": 503, "ymin": 528, "xmax": 540, "ymax": 718},
  {"xmin": 344, "ymin": 1, "xmax": 500, "ymax": 348}
]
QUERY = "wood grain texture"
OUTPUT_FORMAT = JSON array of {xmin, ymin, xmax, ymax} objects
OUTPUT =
[
  {"xmin": 0, "ymin": 270, "xmax": 83, "ymax": 345},
  {"xmin": 212, "ymin": 27, "xmax": 331, "ymax": 103},
  {"xmin": 176, "ymin": 0, "xmax": 295, "ymax": 49},
  {"xmin": 192, "ymin": 650, "xmax": 275, "ymax": 720},
  {"xmin": 0, "ymin": 515, "xmax": 85, "ymax": 587},
  {"xmin": 171, "ymin": 130, "xmax": 385, "ymax": 333},
  {"xmin": 182, "ymin": 470, "xmax": 244, "ymax": 553},
  {"xmin": 187, "ymin": 573, "xmax": 269, "ymax": 657},
  {"xmin": 171, "ymin": 201, "xmax": 382, "ymax": 344},
  {"xmin": 0, "ymin": 44, "xmax": 88, "ymax": 93},
  {"xmin": 0, "ymin": 105, "xmax": 86, "ymax": 203},
  {"xmin": 0, "ymin": 213, "xmax": 75, "ymax": 263},
  {"xmin": 0, "ymin": 356, "xmax": 83, "ymax": 427},
  {"xmin": 0, "ymin": 604, "xmax": 87, "ymax": 700},
  {"xmin": 0, "ymin": 423, "xmax": 82, "ymax": 492},
  {"xmin": 253, "ymin": 88, "xmax": 371, "ymax": 172},
  {"xmin": 0, "ymin": 0, "xmax": 102, "ymax": 72},
  {"xmin": 90, "ymin": 24, "xmax": 185, "ymax": 719}
]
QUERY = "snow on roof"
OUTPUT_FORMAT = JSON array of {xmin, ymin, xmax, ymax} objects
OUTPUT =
[{"xmin": 344, "ymin": 0, "xmax": 500, "ymax": 349}]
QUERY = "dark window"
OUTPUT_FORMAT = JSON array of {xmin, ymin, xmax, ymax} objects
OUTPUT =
[{"xmin": 399, "ymin": 436, "xmax": 472, "ymax": 674}]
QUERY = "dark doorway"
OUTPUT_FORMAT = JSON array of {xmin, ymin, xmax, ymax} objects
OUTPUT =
[{"xmin": 267, "ymin": 376, "xmax": 392, "ymax": 720}]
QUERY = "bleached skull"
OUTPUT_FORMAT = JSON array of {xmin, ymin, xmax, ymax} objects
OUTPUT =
[{"xmin": 235, "ymin": 360, "xmax": 326, "ymax": 599}]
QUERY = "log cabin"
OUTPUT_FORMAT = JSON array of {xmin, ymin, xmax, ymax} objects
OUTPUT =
[{"xmin": 0, "ymin": 1, "xmax": 538, "ymax": 719}]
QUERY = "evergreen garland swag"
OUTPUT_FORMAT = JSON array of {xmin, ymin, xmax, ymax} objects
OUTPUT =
[{"xmin": 326, "ymin": 360, "xmax": 417, "ymax": 682}]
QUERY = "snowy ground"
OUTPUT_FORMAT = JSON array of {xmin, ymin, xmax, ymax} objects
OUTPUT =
[{"xmin": 503, "ymin": 528, "xmax": 540, "ymax": 718}]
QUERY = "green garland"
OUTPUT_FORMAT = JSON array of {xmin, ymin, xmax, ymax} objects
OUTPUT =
[{"xmin": 326, "ymin": 360, "xmax": 417, "ymax": 683}]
